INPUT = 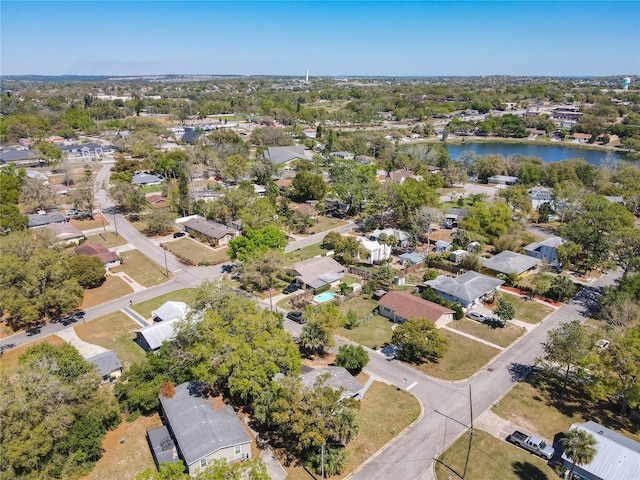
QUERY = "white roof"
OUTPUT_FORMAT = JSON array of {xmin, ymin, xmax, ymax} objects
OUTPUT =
[
  {"xmin": 426, "ymin": 271, "xmax": 504, "ymax": 305},
  {"xmin": 151, "ymin": 301, "xmax": 188, "ymax": 322},
  {"xmin": 136, "ymin": 317, "xmax": 180, "ymax": 351},
  {"xmin": 482, "ymin": 250, "xmax": 540, "ymax": 275},
  {"xmin": 561, "ymin": 421, "xmax": 640, "ymax": 480}
]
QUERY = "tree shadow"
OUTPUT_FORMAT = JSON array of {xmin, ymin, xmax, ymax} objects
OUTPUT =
[
  {"xmin": 508, "ymin": 362, "xmax": 533, "ymax": 382},
  {"xmin": 512, "ymin": 461, "xmax": 549, "ymax": 480}
]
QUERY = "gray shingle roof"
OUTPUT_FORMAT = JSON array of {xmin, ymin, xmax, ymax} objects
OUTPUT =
[
  {"xmin": 131, "ymin": 173, "xmax": 163, "ymax": 185},
  {"xmin": 482, "ymin": 250, "xmax": 540, "ymax": 275},
  {"xmin": 0, "ymin": 149, "xmax": 39, "ymax": 162},
  {"xmin": 524, "ymin": 236, "xmax": 565, "ymax": 252},
  {"xmin": 87, "ymin": 351, "xmax": 122, "ymax": 377},
  {"xmin": 425, "ymin": 271, "xmax": 504, "ymax": 305},
  {"xmin": 28, "ymin": 212, "xmax": 66, "ymax": 228},
  {"xmin": 263, "ymin": 145, "xmax": 311, "ymax": 165},
  {"xmin": 159, "ymin": 382, "xmax": 251, "ymax": 466},
  {"xmin": 301, "ymin": 366, "xmax": 364, "ymax": 399},
  {"xmin": 182, "ymin": 217, "xmax": 235, "ymax": 240},
  {"xmin": 292, "ymin": 256, "xmax": 346, "ymax": 289}
]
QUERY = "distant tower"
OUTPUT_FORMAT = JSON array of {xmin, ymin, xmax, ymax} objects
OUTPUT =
[
  {"xmin": 622, "ymin": 77, "xmax": 631, "ymax": 90},
  {"xmin": 305, "ymin": 69, "xmax": 309, "ymax": 84}
]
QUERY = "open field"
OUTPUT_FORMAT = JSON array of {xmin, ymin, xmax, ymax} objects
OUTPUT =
[
  {"xmin": 415, "ymin": 330, "xmax": 499, "ymax": 381},
  {"xmin": 0, "ymin": 334, "xmax": 66, "ymax": 378},
  {"xmin": 81, "ymin": 413, "xmax": 160, "ymax": 480},
  {"xmin": 281, "ymin": 381, "xmax": 420, "ymax": 480},
  {"xmin": 80, "ymin": 276, "xmax": 133, "ymax": 309},
  {"xmin": 70, "ymin": 214, "xmax": 108, "ymax": 231},
  {"xmin": 435, "ymin": 429, "xmax": 557, "ymax": 480},
  {"xmin": 164, "ymin": 238, "xmax": 229, "ymax": 265},
  {"xmin": 131, "ymin": 288, "xmax": 198, "ymax": 319},
  {"xmin": 492, "ymin": 369, "xmax": 640, "ymax": 442},
  {"xmin": 337, "ymin": 295, "xmax": 378, "ymax": 319},
  {"xmin": 489, "ymin": 295, "xmax": 554, "ymax": 324},
  {"xmin": 337, "ymin": 315, "xmax": 393, "ymax": 349},
  {"xmin": 448, "ymin": 318, "xmax": 526, "ymax": 348},
  {"xmin": 74, "ymin": 312, "xmax": 146, "ymax": 368},
  {"xmin": 112, "ymin": 250, "xmax": 170, "ymax": 287},
  {"xmin": 311, "ymin": 216, "xmax": 346, "ymax": 234},
  {"xmin": 86, "ymin": 232, "xmax": 129, "ymax": 248},
  {"xmin": 285, "ymin": 243, "xmax": 328, "ymax": 264}
]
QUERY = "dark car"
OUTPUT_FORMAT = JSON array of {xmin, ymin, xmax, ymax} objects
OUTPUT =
[
  {"xmin": 282, "ymin": 283, "xmax": 299, "ymax": 294},
  {"xmin": 173, "ymin": 231, "xmax": 186, "ymax": 238},
  {"xmin": 286, "ymin": 311, "xmax": 306, "ymax": 324}
]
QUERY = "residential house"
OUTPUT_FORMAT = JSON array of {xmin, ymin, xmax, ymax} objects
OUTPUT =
[
  {"xmin": 487, "ymin": 175, "xmax": 519, "ymax": 186},
  {"xmin": 136, "ymin": 318, "xmax": 181, "ymax": 352},
  {"xmin": 528, "ymin": 186, "xmax": 554, "ymax": 210},
  {"xmin": 370, "ymin": 228, "xmax": 410, "ymax": 248},
  {"xmin": 354, "ymin": 155, "xmax": 375, "ymax": 164},
  {"xmin": 147, "ymin": 382, "xmax": 252, "ymax": 475},
  {"xmin": 147, "ymin": 194, "xmax": 168, "ymax": 206},
  {"xmin": 291, "ymin": 256, "xmax": 346, "ymax": 290},
  {"xmin": 482, "ymin": 250, "xmax": 540, "ymax": 277},
  {"xmin": 560, "ymin": 421, "xmax": 640, "ymax": 480},
  {"xmin": 132, "ymin": 173, "xmax": 164, "ymax": 186},
  {"xmin": 449, "ymin": 249, "xmax": 468, "ymax": 263},
  {"xmin": 44, "ymin": 222, "xmax": 85, "ymax": 244},
  {"xmin": 303, "ymin": 128, "xmax": 316, "ymax": 139},
  {"xmin": 59, "ymin": 142, "xmax": 112, "ymax": 159},
  {"xmin": 424, "ymin": 271, "xmax": 504, "ymax": 309},
  {"xmin": 356, "ymin": 236, "xmax": 391, "ymax": 264},
  {"xmin": 74, "ymin": 243, "xmax": 121, "ymax": 269},
  {"xmin": 301, "ymin": 366, "xmax": 366, "ymax": 400},
  {"xmin": 28, "ymin": 212, "xmax": 66, "ymax": 228},
  {"xmin": 603, "ymin": 195, "xmax": 625, "ymax": 205},
  {"xmin": 399, "ymin": 251, "xmax": 425, "ymax": 266},
  {"xmin": 434, "ymin": 240, "xmax": 452, "ymax": 254},
  {"xmin": 87, "ymin": 351, "xmax": 122, "ymax": 384},
  {"xmin": 175, "ymin": 215, "xmax": 238, "ymax": 247},
  {"xmin": 378, "ymin": 290, "xmax": 454, "ymax": 328},
  {"xmin": 386, "ymin": 169, "xmax": 423, "ymax": 184},
  {"xmin": 263, "ymin": 145, "xmax": 313, "ymax": 165},
  {"xmin": 443, "ymin": 208, "xmax": 470, "ymax": 228},
  {"xmin": 571, "ymin": 132, "xmax": 592, "ymax": 143},
  {"xmin": 181, "ymin": 127, "xmax": 203, "ymax": 144},
  {"xmin": 330, "ymin": 151, "xmax": 354, "ymax": 160},
  {"xmin": 0, "ymin": 148, "xmax": 41, "ymax": 165},
  {"xmin": 425, "ymin": 165, "xmax": 440, "ymax": 174},
  {"xmin": 253, "ymin": 184, "xmax": 266, "ymax": 197},
  {"xmin": 152, "ymin": 301, "xmax": 189, "ymax": 323},
  {"xmin": 524, "ymin": 236, "xmax": 565, "ymax": 265}
]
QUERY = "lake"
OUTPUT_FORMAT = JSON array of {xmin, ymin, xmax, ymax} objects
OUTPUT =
[{"xmin": 443, "ymin": 142, "xmax": 630, "ymax": 166}]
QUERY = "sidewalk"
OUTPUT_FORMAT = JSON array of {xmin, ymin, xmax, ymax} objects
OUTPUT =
[
  {"xmin": 109, "ymin": 271, "xmax": 146, "ymax": 292},
  {"xmin": 442, "ymin": 326, "xmax": 505, "ymax": 351}
]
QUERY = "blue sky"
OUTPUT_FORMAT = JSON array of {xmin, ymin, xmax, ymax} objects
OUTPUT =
[{"xmin": 1, "ymin": 1, "xmax": 639, "ymax": 76}]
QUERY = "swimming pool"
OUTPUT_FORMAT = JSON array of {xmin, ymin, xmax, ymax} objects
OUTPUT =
[{"xmin": 314, "ymin": 292, "xmax": 336, "ymax": 303}]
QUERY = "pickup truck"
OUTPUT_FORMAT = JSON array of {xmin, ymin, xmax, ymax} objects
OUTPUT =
[{"xmin": 507, "ymin": 431, "xmax": 554, "ymax": 460}]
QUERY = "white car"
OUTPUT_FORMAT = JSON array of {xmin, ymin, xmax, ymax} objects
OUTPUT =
[{"xmin": 467, "ymin": 311, "xmax": 486, "ymax": 323}]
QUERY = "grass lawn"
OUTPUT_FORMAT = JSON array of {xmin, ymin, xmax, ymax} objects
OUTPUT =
[
  {"xmin": 86, "ymin": 232, "xmax": 128, "ymax": 248},
  {"xmin": 285, "ymin": 243, "xmax": 328, "ymax": 264},
  {"xmin": 82, "ymin": 413, "xmax": 160, "ymax": 480},
  {"xmin": 74, "ymin": 312, "xmax": 146, "ymax": 368},
  {"xmin": 435, "ymin": 429, "xmax": 557, "ymax": 480},
  {"xmin": 337, "ymin": 315, "xmax": 393, "ymax": 349},
  {"xmin": 337, "ymin": 296, "xmax": 378, "ymax": 319},
  {"xmin": 80, "ymin": 276, "xmax": 133, "ymax": 309},
  {"xmin": 112, "ymin": 250, "xmax": 170, "ymax": 287},
  {"xmin": 415, "ymin": 330, "xmax": 499, "ymax": 381},
  {"xmin": 492, "ymin": 369, "xmax": 640, "ymax": 442},
  {"xmin": 342, "ymin": 274, "xmax": 362, "ymax": 285},
  {"xmin": 0, "ymin": 334, "xmax": 66, "ymax": 379},
  {"xmin": 131, "ymin": 288, "xmax": 198, "ymax": 319},
  {"xmin": 164, "ymin": 237, "xmax": 230, "ymax": 265},
  {"xmin": 69, "ymin": 215, "xmax": 108, "ymax": 231},
  {"xmin": 282, "ymin": 381, "xmax": 420, "ymax": 480},
  {"xmin": 448, "ymin": 318, "xmax": 526, "ymax": 348},
  {"xmin": 511, "ymin": 297, "xmax": 554, "ymax": 324},
  {"xmin": 311, "ymin": 216, "xmax": 346, "ymax": 234}
]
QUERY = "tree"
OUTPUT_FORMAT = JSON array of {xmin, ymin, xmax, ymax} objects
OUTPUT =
[
  {"xmin": 414, "ymin": 206, "xmax": 443, "ymax": 253},
  {"xmin": 391, "ymin": 317, "xmax": 448, "ymax": 363},
  {"xmin": 239, "ymin": 249, "xmax": 284, "ymax": 310},
  {"xmin": 493, "ymin": 296, "xmax": 515, "ymax": 325},
  {"xmin": 540, "ymin": 320, "xmax": 589, "ymax": 390},
  {"xmin": 68, "ymin": 254, "xmax": 106, "ymax": 288},
  {"xmin": 390, "ymin": 179, "xmax": 439, "ymax": 228},
  {"xmin": 292, "ymin": 170, "xmax": 327, "ymax": 201},
  {"xmin": 299, "ymin": 321, "xmax": 331, "ymax": 356},
  {"xmin": 20, "ymin": 176, "xmax": 57, "ymax": 212},
  {"xmin": 69, "ymin": 179, "xmax": 96, "ymax": 217},
  {"xmin": 228, "ymin": 226, "xmax": 286, "ymax": 262},
  {"xmin": 0, "ymin": 204, "xmax": 28, "ymax": 233},
  {"xmin": 334, "ymin": 344, "xmax": 369, "ymax": 374},
  {"xmin": 562, "ymin": 429, "xmax": 597, "ymax": 480},
  {"xmin": 144, "ymin": 209, "xmax": 175, "ymax": 236},
  {"xmin": 222, "ymin": 153, "xmax": 250, "ymax": 183},
  {"xmin": 548, "ymin": 275, "xmax": 577, "ymax": 302}
]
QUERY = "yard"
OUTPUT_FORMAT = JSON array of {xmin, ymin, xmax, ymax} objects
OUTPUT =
[
  {"xmin": 337, "ymin": 295, "xmax": 378, "ymax": 319},
  {"xmin": 510, "ymin": 297, "xmax": 554, "ymax": 324},
  {"xmin": 80, "ymin": 275, "xmax": 133, "ymax": 309},
  {"xmin": 69, "ymin": 214, "xmax": 109, "ymax": 231},
  {"xmin": 448, "ymin": 318, "xmax": 526, "ymax": 348},
  {"xmin": 285, "ymin": 243, "xmax": 329, "ymax": 264},
  {"xmin": 111, "ymin": 250, "xmax": 170, "ymax": 287},
  {"xmin": 492, "ymin": 369, "xmax": 640, "ymax": 443},
  {"xmin": 311, "ymin": 216, "xmax": 347, "ymax": 234},
  {"xmin": 435, "ymin": 429, "xmax": 557, "ymax": 480},
  {"xmin": 131, "ymin": 288, "xmax": 198, "ymax": 319},
  {"xmin": 163, "ymin": 237, "xmax": 230, "ymax": 265},
  {"xmin": 281, "ymin": 381, "xmax": 420, "ymax": 480},
  {"xmin": 337, "ymin": 315, "xmax": 393, "ymax": 349},
  {"xmin": 74, "ymin": 312, "xmax": 146, "ymax": 368},
  {"xmin": 85, "ymin": 232, "xmax": 129, "ymax": 248},
  {"xmin": 81, "ymin": 413, "xmax": 160, "ymax": 480},
  {"xmin": 0, "ymin": 334, "xmax": 66, "ymax": 379},
  {"xmin": 415, "ymin": 330, "xmax": 500, "ymax": 381}
]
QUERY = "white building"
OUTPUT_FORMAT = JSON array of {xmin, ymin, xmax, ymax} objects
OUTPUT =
[{"xmin": 356, "ymin": 236, "xmax": 391, "ymax": 264}]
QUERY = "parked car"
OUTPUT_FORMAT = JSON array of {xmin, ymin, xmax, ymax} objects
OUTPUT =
[
  {"xmin": 286, "ymin": 311, "xmax": 306, "ymax": 324},
  {"xmin": 173, "ymin": 231, "xmax": 186, "ymax": 238},
  {"xmin": 467, "ymin": 311, "xmax": 486, "ymax": 323},
  {"xmin": 65, "ymin": 209, "xmax": 80, "ymax": 217},
  {"xmin": 507, "ymin": 431, "xmax": 554, "ymax": 460},
  {"xmin": 282, "ymin": 283, "xmax": 299, "ymax": 294}
]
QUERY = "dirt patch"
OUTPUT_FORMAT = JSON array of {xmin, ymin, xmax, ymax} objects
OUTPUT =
[{"xmin": 301, "ymin": 352, "xmax": 336, "ymax": 368}]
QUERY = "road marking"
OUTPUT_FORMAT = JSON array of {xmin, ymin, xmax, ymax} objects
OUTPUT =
[
  {"xmin": 406, "ymin": 381, "xmax": 418, "ymax": 391},
  {"xmin": 173, "ymin": 269, "xmax": 182, "ymax": 273}
]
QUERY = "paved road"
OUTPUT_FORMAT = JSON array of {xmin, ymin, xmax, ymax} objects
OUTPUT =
[
  {"xmin": 349, "ymin": 269, "xmax": 621, "ymax": 480},
  {"xmin": 284, "ymin": 221, "xmax": 356, "ymax": 253}
]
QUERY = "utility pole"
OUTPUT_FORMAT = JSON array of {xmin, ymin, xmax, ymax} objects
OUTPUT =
[
  {"xmin": 321, "ymin": 443, "xmax": 325, "ymax": 480},
  {"xmin": 163, "ymin": 247, "xmax": 169, "ymax": 278},
  {"xmin": 462, "ymin": 385, "xmax": 474, "ymax": 479}
]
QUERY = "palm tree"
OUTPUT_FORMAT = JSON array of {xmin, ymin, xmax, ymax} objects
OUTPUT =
[{"xmin": 562, "ymin": 428, "xmax": 597, "ymax": 480}]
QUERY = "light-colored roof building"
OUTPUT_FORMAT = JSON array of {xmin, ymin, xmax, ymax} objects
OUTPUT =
[
  {"xmin": 482, "ymin": 250, "xmax": 540, "ymax": 276},
  {"xmin": 152, "ymin": 301, "xmax": 188, "ymax": 323},
  {"xmin": 292, "ymin": 256, "xmax": 346, "ymax": 290},
  {"xmin": 87, "ymin": 351, "xmax": 122, "ymax": 382},
  {"xmin": 561, "ymin": 421, "xmax": 640, "ymax": 480},
  {"xmin": 135, "ymin": 317, "xmax": 181, "ymax": 352},
  {"xmin": 524, "ymin": 236, "xmax": 565, "ymax": 265},
  {"xmin": 301, "ymin": 366, "xmax": 365, "ymax": 400},
  {"xmin": 131, "ymin": 173, "xmax": 163, "ymax": 186},
  {"xmin": 488, "ymin": 175, "xmax": 519, "ymax": 185},
  {"xmin": 425, "ymin": 271, "xmax": 504, "ymax": 309},
  {"xmin": 263, "ymin": 145, "xmax": 313, "ymax": 165},
  {"xmin": 356, "ymin": 236, "xmax": 391, "ymax": 264},
  {"xmin": 370, "ymin": 228, "xmax": 410, "ymax": 246},
  {"xmin": 45, "ymin": 222, "xmax": 85, "ymax": 243},
  {"xmin": 28, "ymin": 212, "xmax": 66, "ymax": 228},
  {"xmin": 149, "ymin": 382, "xmax": 252, "ymax": 475}
]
